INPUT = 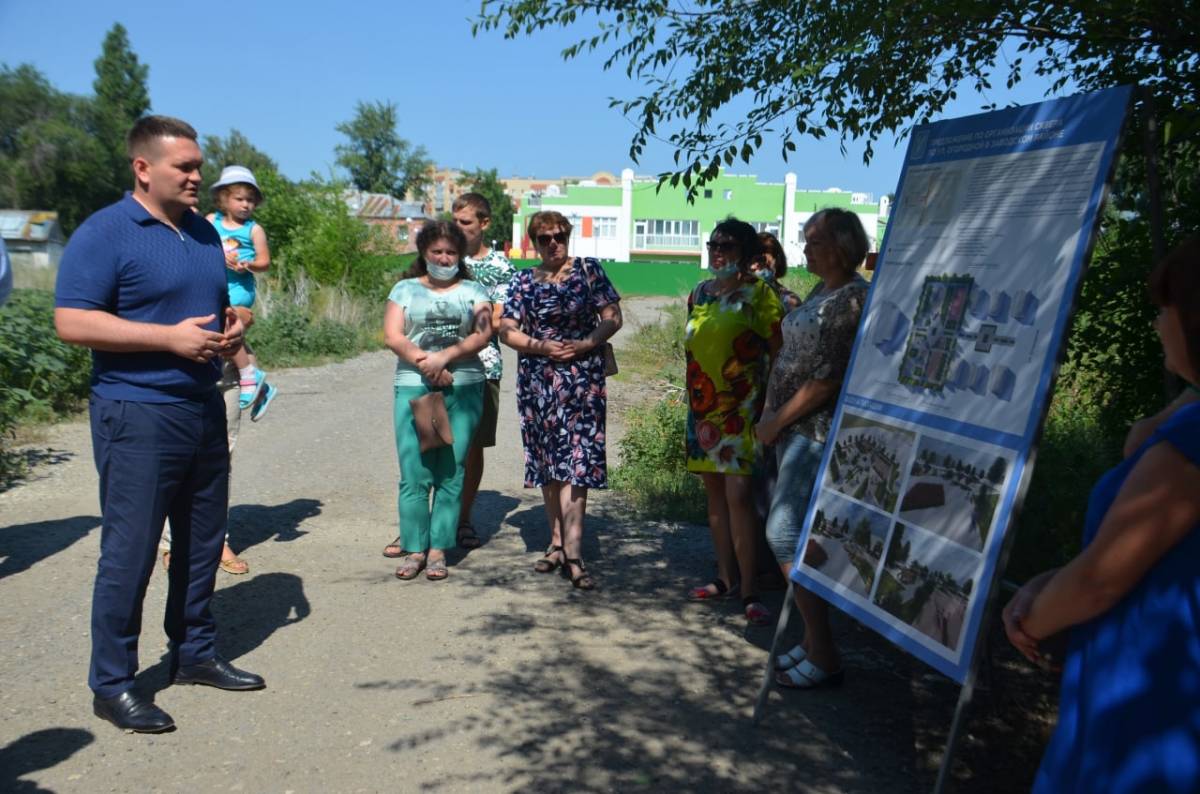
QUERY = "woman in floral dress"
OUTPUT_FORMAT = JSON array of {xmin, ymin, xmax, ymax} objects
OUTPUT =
[
  {"xmin": 499, "ymin": 210, "xmax": 622, "ymax": 590},
  {"xmin": 685, "ymin": 218, "xmax": 784, "ymax": 624}
]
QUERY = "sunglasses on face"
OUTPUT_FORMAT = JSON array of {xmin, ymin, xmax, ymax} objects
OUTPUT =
[
  {"xmin": 706, "ymin": 240, "xmax": 736, "ymax": 253},
  {"xmin": 536, "ymin": 232, "xmax": 569, "ymax": 246}
]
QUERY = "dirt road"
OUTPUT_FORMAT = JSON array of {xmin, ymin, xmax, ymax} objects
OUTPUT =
[{"xmin": 0, "ymin": 298, "xmax": 1048, "ymax": 793}]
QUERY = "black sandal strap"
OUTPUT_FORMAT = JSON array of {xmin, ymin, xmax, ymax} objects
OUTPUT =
[{"xmin": 742, "ymin": 594, "xmax": 763, "ymax": 607}]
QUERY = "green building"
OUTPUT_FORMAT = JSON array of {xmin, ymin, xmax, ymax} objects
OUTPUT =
[{"xmin": 512, "ymin": 168, "xmax": 890, "ymax": 268}]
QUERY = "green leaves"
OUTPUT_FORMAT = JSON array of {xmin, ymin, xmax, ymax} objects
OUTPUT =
[
  {"xmin": 0, "ymin": 290, "xmax": 92, "ymax": 466},
  {"xmin": 473, "ymin": 0, "xmax": 1199, "ymax": 191}
]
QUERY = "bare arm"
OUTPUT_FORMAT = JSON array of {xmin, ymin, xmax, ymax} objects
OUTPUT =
[
  {"xmin": 247, "ymin": 224, "xmax": 271, "ymax": 273},
  {"xmin": 562, "ymin": 301, "xmax": 624, "ymax": 360},
  {"xmin": 419, "ymin": 303, "xmax": 493, "ymax": 375},
  {"xmin": 54, "ymin": 307, "xmax": 235, "ymax": 364},
  {"xmin": 755, "ymin": 378, "xmax": 840, "ymax": 445},
  {"xmin": 1020, "ymin": 441, "xmax": 1200, "ymax": 641},
  {"xmin": 382, "ymin": 302, "xmax": 424, "ymax": 365},
  {"xmin": 498, "ymin": 317, "xmax": 570, "ymax": 358}
]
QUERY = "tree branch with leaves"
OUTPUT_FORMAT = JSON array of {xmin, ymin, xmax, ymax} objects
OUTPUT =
[{"xmin": 474, "ymin": 0, "xmax": 1198, "ymax": 195}]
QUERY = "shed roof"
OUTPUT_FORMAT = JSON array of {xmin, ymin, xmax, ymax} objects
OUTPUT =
[
  {"xmin": 0, "ymin": 210, "xmax": 62, "ymax": 242},
  {"xmin": 343, "ymin": 191, "xmax": 427, "ymax": 220}
]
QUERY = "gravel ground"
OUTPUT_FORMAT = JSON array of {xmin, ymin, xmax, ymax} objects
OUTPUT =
[{"xmin": 0, "ymin": 297, "xmax": 1052, "ymax": 793}]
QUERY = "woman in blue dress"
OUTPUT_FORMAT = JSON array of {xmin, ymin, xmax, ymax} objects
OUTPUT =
[
  {"xmin": 499, "ymin": 211, "xmax": 622, "ymax": 590},
  {"xmin": 1003, "ymin": 235, "xmax": 1200, "ymax": 794}
]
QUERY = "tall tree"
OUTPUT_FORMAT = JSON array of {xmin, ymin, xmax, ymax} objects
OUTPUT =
[
  {"xmin": 92, "ymin": 23, "xmax": 151, "ymax": 204},
  {"xmin": 92, "ymin": 23, "xmax": 150, "ymax": 125},
  {"xmin": 334, "ymin": 100, "xmax": 431, "ymax": 199},
  {"xmin": 460, "ymin": 167, "xmax": 515, "ymax": 249},
  {"xmin": 0, "ymin": 65, "xmax": 110, "ymax": 231}
]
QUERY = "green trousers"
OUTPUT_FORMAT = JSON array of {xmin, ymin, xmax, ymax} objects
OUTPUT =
[{"xmin": 393, "ymin": 381, "xmax": 484, "ymax": 552}]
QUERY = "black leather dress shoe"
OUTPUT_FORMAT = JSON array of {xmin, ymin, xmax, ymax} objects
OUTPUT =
[
  {"xmin": 171, "ymin": 656, "xmax": 265, "ymax": 690},
  {"xmin": 93, "ymin": 691, "xmax": 175, "ymax": 733}
]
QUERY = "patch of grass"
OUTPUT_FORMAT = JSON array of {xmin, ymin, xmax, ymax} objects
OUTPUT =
[
  {"xmin": 610, "ymin": 393, "xmax": 707, "ymax": 524},
  {"xmin": 612, "ymin": 303, "xmax": 687, "ymax": 388},
  {"xmin": 251, "ymin": 274, "xmax": 384, "ymax": 368}
]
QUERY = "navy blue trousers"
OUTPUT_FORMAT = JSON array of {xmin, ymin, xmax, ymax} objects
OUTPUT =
[{"xmin": 88, "ymin": 393, "xmax": 229, "ymax": 698}]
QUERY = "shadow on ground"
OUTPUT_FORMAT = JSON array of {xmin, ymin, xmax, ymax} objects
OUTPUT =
[
  {"xmin": 228, "ymin": 498, "xmax": 322, "ymax": 554},
  {"xmin": 0, "ymin": 515, "xmax": 99, "ymax": 580},
  {"xmin": 0, "ymin": 728, "xmax": 94, "ymax": 793},
  {"xmin": 367, "ymin": 490, "xmax": 1056, "ymax": 792},
  {"xmin": 0, "ymin": 448, "xmax": 75, "ymax": 494},
  {"xmin": 140, "ymin": 572, "xmax": 311, "ymax": 695}
]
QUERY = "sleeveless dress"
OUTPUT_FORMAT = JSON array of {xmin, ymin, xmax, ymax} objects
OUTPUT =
[
  {"xmin": 1033, "ymin": 402, "xmax": 1200, "ymax": 793},
  {"xmin": 501, "ymin": 258, "xmax": 620, "ymax": 488},
  {"xmin": 212, "ymin": 211, "xmax": 257, "ymax": 308},
  {"xmin": 684, "ymin": 278, "xmax": 783, "ymax": 475}
]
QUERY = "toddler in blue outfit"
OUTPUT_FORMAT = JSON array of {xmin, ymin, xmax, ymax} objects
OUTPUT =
[{"xmin": 208, "ymin": 165, "xmax": 277, "ymax": 419}]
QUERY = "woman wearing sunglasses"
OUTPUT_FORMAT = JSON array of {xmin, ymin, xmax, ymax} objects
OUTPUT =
[
  {"xmin": 499, "ymin": 211, "xmax": 622, "ymax": 589},
  {"xmin": 685, "ymin": 217, "xmax": 785, "ymax": 624}
]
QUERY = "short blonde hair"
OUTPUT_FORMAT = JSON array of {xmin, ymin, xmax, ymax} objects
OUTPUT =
[{"xmin": 527, "ymin": 210, "xmax": 573, "ymax": 241}]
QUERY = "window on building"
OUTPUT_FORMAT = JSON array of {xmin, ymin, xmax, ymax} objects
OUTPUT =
[
  {"xmin": 633, "ymin": 219, "xmax": 700, "ymax": 250},
  {"xmin": 703, "ymin": 189, "xmax": 713, "ymax": 199},
  {"xmin": 750, "ymin": 221, "xmax": 782, "ymax": 237},
  {"xmin": 723, "ymin": 189, "xmax": 733, "ymax": 200},
  {"xmin": 594, "ymin": 217, "xmax": 618, "ymax": 239}
]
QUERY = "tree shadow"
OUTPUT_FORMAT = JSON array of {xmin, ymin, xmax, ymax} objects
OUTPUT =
[
  {"xmin": 363, "ymin": 496, "xmax": 931, "ymax": 791},
  {"xmin": 227, "ymin": 498, "xmax": 322, "ymax": 555},
  {"xmin": 505, "ymin": 504, "xmax": 604, "ymax": 559},
  {"xmin": 444, "ymin": 490, "xmax": 522, "ymax": 565},
  {"xmin": 0, "ymin": 515, "xmax": 99, "ymax": 581},
  {"xmin": 362, "ymin": 489, "xmax": 1053, "ymax": 791},
  {"xmin": 0, "ymin": 728, "xmax": 94, "ymax": 793},
  {"xmin": 0, "ymin": 448, "xmax": 75, "ymax": 493},
  {"xmin": 463, "ymin": 490, "xmax": 521, "ymax": 546},
  {"xmin": 140, "ymin": 572, "xmax": 311, "ymax": 695}
]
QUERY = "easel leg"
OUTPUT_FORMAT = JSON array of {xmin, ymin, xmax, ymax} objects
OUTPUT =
[
  {"xmin": 932, "ymin": 664, "xmax": 978, "ymax": 793},
  {"xmin": 752, "ymin": 579, "xmax": 796, "ymax": 725}
]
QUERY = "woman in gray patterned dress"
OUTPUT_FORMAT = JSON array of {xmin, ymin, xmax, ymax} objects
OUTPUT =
[{"xmin": 754, "ymin": 208, "xmax": 869, "ymax": 689}]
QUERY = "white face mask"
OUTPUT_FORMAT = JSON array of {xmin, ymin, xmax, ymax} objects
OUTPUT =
[
  {"xmin": 710, "ymin": 263, "xmax": 739, "ymax": 280},
  {"xmin": 427, "ymin": 262, "xmax": 460, "ymax": 281}
]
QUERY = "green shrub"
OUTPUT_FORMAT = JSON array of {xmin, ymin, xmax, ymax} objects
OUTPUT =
[
  {"xmin": 616, "ymin": 303, "xmax": 688, "ymax": 386},
  {"xmin": 250, "ymin": 277, "xmax": 383, "ymax": 368},
  {"xmin": 0, "ymin": 289, "xmax": 92, "ymax": 477},
  {"xmin": 1005, "ymin": 382, "xmax": 1124, "ymax": 582},
  {"xmin": 611, "ymin": 393, "xmax": 707, "ymax": 523}
]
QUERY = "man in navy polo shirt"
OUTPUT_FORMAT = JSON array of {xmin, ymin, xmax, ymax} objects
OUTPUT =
[{"xmin": 56, "ymin": 115, "xmax": 265, "ymax": 734}]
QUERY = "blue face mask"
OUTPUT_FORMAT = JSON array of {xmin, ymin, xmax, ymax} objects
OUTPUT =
[
  {"xmin": 710, "ymin": 263, "xmax": 739, "ymax": 280},
  {"xmin": 755, "ymin": 269, "xmax": 776, "ymax": 283},
  {"xmin": 426, "ymin": 262, "xmax": 460, "ymax": 281}
]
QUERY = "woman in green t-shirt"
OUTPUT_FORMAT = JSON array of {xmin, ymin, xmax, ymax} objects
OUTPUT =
[{"xmin": 384, "ymin": 221, "xmax": 493, "ymax": 582}]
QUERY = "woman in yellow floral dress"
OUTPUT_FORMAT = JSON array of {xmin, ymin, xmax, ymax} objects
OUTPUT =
[{"xmin": 685, "ymin": 218, "xmax": 784, "ymax": 624}]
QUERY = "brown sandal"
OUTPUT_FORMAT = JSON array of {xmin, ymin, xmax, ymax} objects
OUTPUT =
[
  {"xmin": 382, "ymin": 537, "xmax": 405, "ymax": 558},
  {"xmin": 534, "ymin": 545, "xmax": 563, "ymax": 573},
  {"xmin": 219, "ymin": 555, "xmax": 249, "ymax": 575},
  {"xmin": 564, "ymin": 557, "xmax": 595, "ymax": 591},
  {"xmin": 457, "ymin": 523, "xmax": 481, "ymax": 550}
]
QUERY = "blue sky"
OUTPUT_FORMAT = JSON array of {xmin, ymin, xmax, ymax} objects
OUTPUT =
[{"xmin": 0, "ymin": 1, "xmax": 1067, "ymax": 199}]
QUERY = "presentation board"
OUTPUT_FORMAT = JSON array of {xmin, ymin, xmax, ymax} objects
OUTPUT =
[{"xmin": 789, "ymin": 85, "xmax": 1133, "ymax": 682}]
